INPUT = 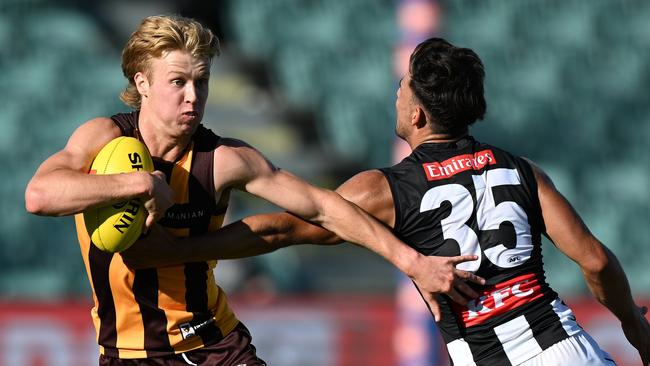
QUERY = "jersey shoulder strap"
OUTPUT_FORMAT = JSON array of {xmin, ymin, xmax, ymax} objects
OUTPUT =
[
  {"xmin": 110, "ymin": 110, "xmax": 140, "ymax": 138},
  {"xmin": 190, "ymin": 125, "xmax": 221, "ymax": 204},
  {"xmin": 378, "ymin": 156, "xmax": 420, "ymax": 235}
]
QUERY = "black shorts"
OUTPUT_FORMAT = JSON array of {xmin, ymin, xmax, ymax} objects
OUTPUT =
[{"xmin": 99, "ymin": 322, "xmax": 267, "ymax": 366}]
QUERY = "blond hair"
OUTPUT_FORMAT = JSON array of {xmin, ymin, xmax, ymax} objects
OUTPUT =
[{"xmin": 119, "ymin": 15, "xmax": 220, "ymax": 109}]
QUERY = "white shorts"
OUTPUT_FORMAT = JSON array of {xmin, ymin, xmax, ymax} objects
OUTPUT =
[{"xmin": 519, "ymin": 330, "xmax": 616, "ymax": 366}]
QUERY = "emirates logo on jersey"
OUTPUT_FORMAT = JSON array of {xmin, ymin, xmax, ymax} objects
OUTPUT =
[
  {"xmin": 422, "ymin": 149, "xmax": 496, "ymax": 181},
  {"xmin": 452, "ymin": 273, "xmax": 543, "ymax": 328}
]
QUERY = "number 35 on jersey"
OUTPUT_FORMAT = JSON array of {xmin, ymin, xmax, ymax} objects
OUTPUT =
[{"xmin": 420, "ymin": 168, "xmax": 534, "ymax": 272}]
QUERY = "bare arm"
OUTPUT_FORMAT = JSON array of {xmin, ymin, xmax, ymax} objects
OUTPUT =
[
  {"xmin": 122, "ymin": 212, "xmax": 316, "ymax": 265},
  {"xmin": 124, "ymin": 161, "xmax": 485, "ymax": 320},
  {"xmin": 214, "ymin": 141, "xmax": 475, "ymax": 287},
  {"xmin": 25, "ymin": 118, "xmax": 173, "ymax": 226},
  {"xmin": 530, "ymin": 160, "xmax": 649, "ymax": 364}
]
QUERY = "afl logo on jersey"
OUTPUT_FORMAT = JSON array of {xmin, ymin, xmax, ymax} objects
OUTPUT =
[
  {"xmin": 422, "ymin": 149, "xmax": 496, "ymax": 181},
  {"xmin": 508, "ymin": 255, "xmax": 522, "ymax": 264}
]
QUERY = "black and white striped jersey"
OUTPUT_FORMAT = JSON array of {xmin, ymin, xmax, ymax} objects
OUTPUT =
[{"xmin": 381, "ymin": 136, "xmax": 582, "ymax": 366}]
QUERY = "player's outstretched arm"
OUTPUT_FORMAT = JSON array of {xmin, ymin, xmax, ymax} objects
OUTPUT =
[
  {"xmin": 122, "ymin": 211, "xmax": 324, "ymax": 268},
  {"xmin": 25, "ymin": 118, "xmax": 173, "ymax": 223},
  {"xmin": 529, "ymin": 159, "xmax": 649, "ymax": 365},
  {"xmin": 221, "ymin": 142, "xmax": 484, "ymax": 312},
  {"xmin": 124, "ymin": 146, "xmax": 484, "ymax": 319}
]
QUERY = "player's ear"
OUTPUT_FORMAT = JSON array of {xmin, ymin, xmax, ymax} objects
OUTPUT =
[
  {"xmin": 412, "ymin": 106, "xmax": 427, "ymax": 128},
  {"xmin": 134, "ymin": 72, "xmax": 149, "ymax": 98}
]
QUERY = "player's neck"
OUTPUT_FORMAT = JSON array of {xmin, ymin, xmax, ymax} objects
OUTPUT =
[
  {"xmin": 410, "ymin": 131, "xmax": 469, "ymax": 149},
  {"xmin": 138, "ymin": 114, "xmax": 193, "ymax": 163}
]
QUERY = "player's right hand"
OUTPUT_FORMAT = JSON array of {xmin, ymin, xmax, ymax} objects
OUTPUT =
[{"xmin": 142, "ymin": 170, "xmax": 174, "ymax": 230}]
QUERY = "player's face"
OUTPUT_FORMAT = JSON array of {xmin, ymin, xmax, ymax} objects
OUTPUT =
[
  {"xmin": 395, "ymin": 73, "xmax": 415, "ymax": 140},
  {"xmin": 143, "ymin": 50, "xmax": 210, "ymax": 138}
]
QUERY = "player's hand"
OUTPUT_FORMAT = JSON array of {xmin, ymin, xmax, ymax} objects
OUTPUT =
[
  {"xmin": 121, "ymin": 224, "xmax": 176, "ymax": 269},
  {"xmin": 142, "ymin": 170, "xmax": 174, "ymax": 229},
  {"xmin": 621, "ymin": 305, "xmax": 650, "ymax": 365},
  {"xmin": 410, "ymin": 254, "xmax": 484, "ymax": 321}
]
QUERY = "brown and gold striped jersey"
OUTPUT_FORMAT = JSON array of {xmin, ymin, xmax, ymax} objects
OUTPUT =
[{"xmin": 74, "ymin": 111, "xmax": 238, "ymax": 358}]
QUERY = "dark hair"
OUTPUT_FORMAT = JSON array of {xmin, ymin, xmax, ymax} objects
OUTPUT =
[{"xmin": 409, "ymin": 38, "xmax": 486, "ymax": 135}]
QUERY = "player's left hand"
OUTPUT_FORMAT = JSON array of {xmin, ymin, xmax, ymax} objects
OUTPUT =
[
  {"xmin": 621, "ymin": 305, "xmax": 649, "ymax": 365},
  {"xmin": 142, "ymin": 170, "xmax": 174, "ymax": 230},
  {"xmin": 410, "ymin": 254, "xmax": 485, "ymax": 321}
]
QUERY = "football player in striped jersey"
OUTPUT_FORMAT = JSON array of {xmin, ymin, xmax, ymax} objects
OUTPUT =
[{"xmin": 25, "ymin": 16, "xmax": 485, "ymax": 365}]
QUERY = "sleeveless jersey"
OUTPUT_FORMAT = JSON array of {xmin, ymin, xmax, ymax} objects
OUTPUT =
[
  {"xmin": 74, "ymin": 111, "xmax": 239, "ymax": 358},
  {"xmin": 380, "ymin": 136, "xmax": 582, "ymax": 366}
]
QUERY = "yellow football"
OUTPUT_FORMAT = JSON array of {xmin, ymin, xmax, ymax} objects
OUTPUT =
[{"xmin": 83, "ymin": 136, "xmax": 154, "ymax": 253}]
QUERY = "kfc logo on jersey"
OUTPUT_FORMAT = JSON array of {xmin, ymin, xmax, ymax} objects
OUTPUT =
[
  {"xmin": 422, "ymin": 149, "xmax": 496, "ymax": 181},
  {"xmin": 453, "ymin": 273, "xmax": 543, "ymax": 327}
]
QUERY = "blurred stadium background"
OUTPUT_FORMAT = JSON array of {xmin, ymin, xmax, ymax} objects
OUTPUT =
[{"xmin": 1, "ymin": 0, "xmax": 649, "ymax": 364}]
